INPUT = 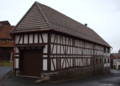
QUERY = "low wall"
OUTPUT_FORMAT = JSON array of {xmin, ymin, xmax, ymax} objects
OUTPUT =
[
  {"xmin": 50, "ymin": 66, "xmax": 93, "ymax": 81},
  {"xmin": 104, "ymin": 67, "xmax": 111, "ymax": 74},
  {"xmin": 41, "ymin": 66, "xmax": 110, "ymax": 81},
  {"xmin": 41, "ymin": 59, "xmax": 111, "ymax": 81}
]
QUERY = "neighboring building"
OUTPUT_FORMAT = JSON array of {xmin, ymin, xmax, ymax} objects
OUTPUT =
[
  {"xmin": 110, "ymin": 53, "xmax": 117, "ymax": 69},
  {"xmin": 11, "ymin": 2, "xmax": 111, "ymax": 79},
  {"xmin": 0, "ymin": 21, "xmax": 11, "ymax": 25},
  {"xmin": 0, "ymin": 21, "xmax": 14, "ymax": 61},
  {"xmin": 111, "ymin": 50, "xmax": 120, "ymax": 69}
]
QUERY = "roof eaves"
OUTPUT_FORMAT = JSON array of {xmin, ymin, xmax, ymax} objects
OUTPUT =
[{"xmin": 52, "ymin": 28, "xmax": 110, "ymax": 47}]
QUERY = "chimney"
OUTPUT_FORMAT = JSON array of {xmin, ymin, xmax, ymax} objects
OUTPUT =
[{"xmin": 85, "ymin": 23, "xmax": 87, "ymax": 27}]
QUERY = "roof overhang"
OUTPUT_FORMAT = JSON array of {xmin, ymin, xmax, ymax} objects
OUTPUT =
[{"xmin": 16, "ymin": 44, "xmax": 45, "ymax": 48}]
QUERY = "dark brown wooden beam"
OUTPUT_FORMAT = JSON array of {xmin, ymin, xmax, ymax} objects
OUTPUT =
[{"xmin": 48, "ymin": 32, "xmax": 51, "ymax": 72}]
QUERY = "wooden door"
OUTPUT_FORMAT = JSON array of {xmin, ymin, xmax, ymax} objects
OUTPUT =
[{"xmin": 21, "ymin": 50, "xmax": 42, "ymax": 77}]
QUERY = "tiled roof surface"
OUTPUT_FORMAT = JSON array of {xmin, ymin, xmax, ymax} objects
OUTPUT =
[
  {"xmin": 38, "ymin": 3, "xmax": 110, "ymax": 47},
  {"xmin": 11, "ymin": 2, "xmax": 111, "ymax": 47},
  {"xmin": 13, "ymin": 4, "xmax": 50, "ymax": 32},
  {"xmin": 0, "ymin": 21, "xmax": 10, "ymax": 25},
  {"xmin": 0, "ymin": 25, "xmax": 14, "ymax": 39},
  {"xmin": 111, "ymin": 53, "xmax": 118, "ymax": 59},
  {"xmin": 117, "ymin": 50, "xmax": 120, "ymax": 58}
]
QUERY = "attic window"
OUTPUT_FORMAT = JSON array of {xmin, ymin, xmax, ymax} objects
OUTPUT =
[
  {"xmin": 104, "ymin": 59, "xmax": 106, "ymax": 63},
  {"xmin": 108, "ymin": 48, "xmax": 110, "ymax": 53},
  {"xmin": 108, "ymin": 59, "xmax": 110, "ymax": 62},
  {"xmin": 100, "ymin": 58, "xmax": 102, "ymax": 63},
  {"xmin": 96, "ymin": 58, "xmax": 98, "ymax": 64},
  {"xmin": 104, "ymin": 47, "xmax": 106, "ymax": 53}
]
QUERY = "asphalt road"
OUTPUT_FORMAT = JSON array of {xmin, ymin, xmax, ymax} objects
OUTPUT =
[
  {"xmin": 0, "ymin": 66, "xmax": 12, "ymax": 79},
  {"xmin": 2, "ymin": 69, "xmax": 120, "ymax": 86}
]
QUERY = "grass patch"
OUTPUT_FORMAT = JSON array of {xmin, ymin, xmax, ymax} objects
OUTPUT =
[{"xmin": 0, "ymin": 62, "xmax": 13, "ymax": 66}]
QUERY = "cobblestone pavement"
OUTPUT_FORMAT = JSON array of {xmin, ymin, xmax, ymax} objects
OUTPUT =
[{"xmin": 2, "ymin": 69, "xmax": 120, "ymax": 86}]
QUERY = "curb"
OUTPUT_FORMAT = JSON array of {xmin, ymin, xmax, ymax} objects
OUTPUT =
[{"xmin": 0, "ymin": 69, "xmax": 13, "ymax": 86}]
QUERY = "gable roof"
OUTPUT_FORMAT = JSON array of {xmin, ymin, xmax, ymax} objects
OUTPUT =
[
  {"xmin": 11, "ymin": 2, "xmax": 111, "ymax": 47},
  {"xmin": 0, "ymin": 21, "xmax": 11, "ymax": 25},
  {"xmin": 111, "ymin": 53, "xmax": 118, "ymax": 58},
  {"xmin": 111, "ymin": 53, "xmax": 120, "ymax": 59},
  {"xmin": 0, "ymin": 25, "xmax": 14, "ymax": 39},
  {"xmin": 117, "ymin": 49, "xmax": 120, "ymax": 58}
]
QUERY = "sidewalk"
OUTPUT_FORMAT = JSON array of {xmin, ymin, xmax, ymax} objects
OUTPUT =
[
  {"xmin": 0, "ymin": 66, "xmax": 13, "ymax": 86},
  {"xmin": 0, "ymin": 66, "xmax": 12, "ymax": 79},
  {"xmin": 111, "ymin": 69, "xmax": 120, "ymax": 74},
  {"xmin": 1, "ymin": 69, "xmax": 120, "ymax": 86}
]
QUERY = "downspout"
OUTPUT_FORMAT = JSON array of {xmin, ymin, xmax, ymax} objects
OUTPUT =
[
  {"xmin": 93, "ymin": 44, "xmax": 95, "ymax": 75},
  {"xmin": 12, "ymin": 33, "xmax": 16, "ymax": 75}
]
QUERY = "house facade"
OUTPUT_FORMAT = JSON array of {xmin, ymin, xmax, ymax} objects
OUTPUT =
[
  {"xmin": 0, "ymin": 21, "xmax": 14, "ymax": 61},
  {"xmin": 11, "ymin": 2, "xmax": 111, "ymax": 78},
  {"xmin": 111, "ymin": 50, "xmax": 120, "ymax": 69}
]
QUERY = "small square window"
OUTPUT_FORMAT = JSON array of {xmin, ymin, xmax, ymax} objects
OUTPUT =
[
  {"xmin": 96, "ymin": 58, "xmax": 98, "ymax": 64},
  {"xmin": 100, "ymin": 58, "xmax": 102, "ymax": 63},
  {"xmin": 104, "ymin": 59, "xmax": 106, "ymax": 63}
]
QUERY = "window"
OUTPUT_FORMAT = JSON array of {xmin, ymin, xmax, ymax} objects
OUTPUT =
[
  {"xmin": 108, "ymin": 59, "xmax": 109, "ymax": 62},
  {"xmin": 0, "ymin": 23, "xmax": 1, "ymax": 25},
  {"xmin": 104, "ymin": 47, "xmax": 109, "ymax": 53},
  {"xmin": 104, "ymin": 47, "xmax": 106, "ymax": 53},
  {"xmin": 108, "ymin": 48, "xmax": 110, "ymax": 53},
  {"xmin": 100, "ymin": 58, "xmax": 102, "ymax": 63},
  {"xmin": 104, "ymin": 59, "xmax": 106, "ymax": 63},
  {"xmin": 96, "ymin": 58, "xmax": 98, "ymax": 64}
]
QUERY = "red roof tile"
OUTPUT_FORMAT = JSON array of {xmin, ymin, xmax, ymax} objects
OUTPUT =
[
  {"xmin": 0, "ymin": 21, "xmax": 10, "ymax": 25},
  {"xmin": 0, "ymin": 25, "xmax": 14, "ymax": 39}
]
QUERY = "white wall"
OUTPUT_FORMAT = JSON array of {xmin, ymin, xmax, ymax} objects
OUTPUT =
[{"xmin": 116, "ymin": 61, "xmax": 120, "ymax": 69}]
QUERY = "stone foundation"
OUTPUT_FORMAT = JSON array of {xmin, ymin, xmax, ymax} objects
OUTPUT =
[
  {"xmin": 41, "ymin": 56, "xmax": 111, "ymax": 81},
  {"xmin": 41, "ymin": 66, "xmax": 110, "ymax": 81},
  {"xmin": 104, "ymin": 67, "xmax": 111, "ymax": 74},
  {"xmin": 52, "ymin": 67, "xmax": 93, "ymax": 81}
]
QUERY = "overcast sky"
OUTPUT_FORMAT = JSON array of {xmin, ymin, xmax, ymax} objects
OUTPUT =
[{"xmin": 0, "ymin": 0, "xmax": 120, "ymax": 53}]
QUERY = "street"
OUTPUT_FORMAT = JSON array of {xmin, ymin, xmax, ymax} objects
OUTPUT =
[
  {"xmin": 2, "ymin": 69, "xmax": 120, "ymax": 86},
  {"xmin": 0, "ymin": 66, "xmax": 12, "ymax": 79}
]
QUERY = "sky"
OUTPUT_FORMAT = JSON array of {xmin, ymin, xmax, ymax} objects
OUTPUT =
[{"xmin": 0, "ymin": 0, "xmax": 120, "ymax": 53}]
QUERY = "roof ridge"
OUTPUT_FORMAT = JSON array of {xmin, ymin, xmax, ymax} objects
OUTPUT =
[
  {"xmin": 35, "ymin": 2, "xmax": 111, "ymax": 47},
  {"xmin": 35, "ymin": 2, "xmax": 53, "ymax": 30},
  {"xmin": 36, "ymin": 2, "xmax": 85, "ymax": 28}
]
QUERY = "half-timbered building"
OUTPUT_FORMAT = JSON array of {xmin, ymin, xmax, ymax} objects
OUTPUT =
[
  {"xmin": 0, "ymin": 21, "xmax": 14, "ymax": 61},
  {"xmin": 11, "ymin": 2, "xmax": 111, "ymax": 78},
  {"xmin": 111, "ymin": 50, "xmax": 120, "ymax": 69}
]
